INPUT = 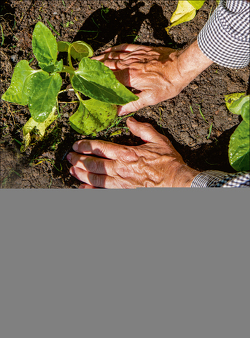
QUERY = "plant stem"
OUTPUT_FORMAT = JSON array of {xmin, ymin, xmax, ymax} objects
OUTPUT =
[
  {"xmin": 58, "ymin": 88, "xmax": 75, "ymax": 95},
  {"xmin": 61, "ymin": 65, "xmax": 75, "ymax": 75},
  {"xmin": 68, "ymin": 46, "xmax": 74, "ymax": 69}
]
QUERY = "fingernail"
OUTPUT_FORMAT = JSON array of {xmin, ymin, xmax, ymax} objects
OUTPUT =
[
  {"xmin": 73, "ymin": 143, "xmax": 78, "ymax": 151},
  {"xmin": 66, "ymin": 153, "xmax": 72, "ymax": 162},
  {"xmin": 128, "ymin": 117, "xmax": 136, "ymax": 122}
]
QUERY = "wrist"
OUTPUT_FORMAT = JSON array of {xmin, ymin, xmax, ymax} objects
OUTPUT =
[
  {"xmin": 172, "ymin": 163, "xmax": 200, "ymax": 187},
  {"xmin": 173, "ymin": 40, "xmax": 214, "ymax": 86}
]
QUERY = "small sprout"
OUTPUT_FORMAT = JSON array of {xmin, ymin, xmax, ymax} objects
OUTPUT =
[{"xmin": 207, "ymin": 123, "xmax": 213, "ymax": 139}]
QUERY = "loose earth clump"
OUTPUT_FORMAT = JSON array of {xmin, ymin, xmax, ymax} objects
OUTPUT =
[{"xmin": 1, "ymin": 0, "xmax": 249, "ymax": 188}]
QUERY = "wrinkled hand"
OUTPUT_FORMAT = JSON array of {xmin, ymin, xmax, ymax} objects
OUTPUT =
[
  {"xmin": 92, "ymin": 44, "xmax": 185, "ymax": 116},
  {"xmin": 67, "ymin": 117, "xmax": 200, "ymax": 189}
]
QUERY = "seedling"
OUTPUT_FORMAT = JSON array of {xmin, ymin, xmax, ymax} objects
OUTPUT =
[
  {"xmin": 46, "ymin": 19, "xmax": 60, "ymax": 36},
  {"xmin": 65, "ymin": 21, "xmax": 74, "ymax": 28},
  {"xmin": 197, "ymin": 105, "xmax": 208, "ymax": 123},
  {"xmin": 207, "ymin": 123, "xmax": 213, "ymax": 139},
  {"xmin": 1, "ymin": 22, "xmax": 138, "ymax": 152},
  {"xmin": 30, "ymin": 157, "xmax": 62, "ymax": 172}
]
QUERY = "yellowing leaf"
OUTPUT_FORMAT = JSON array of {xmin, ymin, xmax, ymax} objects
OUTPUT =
[
  {"xmin": 110, "ymin": 130, "xmax": 122, "ymax": 137},
  {"xmin": 224, "ymin": 92, "xmax": 246, "ymax": 111},
  {"xmin": 189, "ymin": 1, "xmax": 205, "ymax": 10},
  {"xmin": 171, "ymin": 1, "xmax": 195, "ymax": 23},
  {"xmin": 166, "ymin": 0, "xmax": 205, "ymax": 34},
  {"xmin": 20, "ymin": 107, "xmax": 57, "ymax": 152}
]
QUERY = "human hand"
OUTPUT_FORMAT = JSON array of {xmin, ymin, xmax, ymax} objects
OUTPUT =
[
  {"xmin": 93, "ymin": 41, "xmax": 213, "ymax": 116},
  {"xmin": 67, "ymin": 117, "xmax": 200, "ymax": 188},
  {"xmin": 93, "ymin": 44, "xmax": 181, "ymax": 115}
]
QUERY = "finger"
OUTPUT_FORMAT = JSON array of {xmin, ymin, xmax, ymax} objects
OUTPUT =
[
  {"xmin": 67, "ymin": 152, "xmax": 116, "ymax": 176},
  {"xmin": 92, "ymin": 52, "xmax": 130, "ymax": 62},
  {"xmin": 79, "ymin": 184, "xmax": 97, "ymax": 189},
  {"xmin": 69, "ymin": 166, "xmax": 120, "ymax": 189},
  {"xmin": 93, "ymin": 48, "xmax": 157, "ymax": 62},
  {"xmin": 126, "ymin": 117, "xmax": 166, "ymax": 144},
  {"xmin": 111, "ymin": 68, "xmax": 144, "ymax": 88},
  {"xmin": 72, "ymin": 139, "xmax": 129, "ymax": 160},
  {"xmin": 101, "ymin": 44, "xmax": 146, "ymax": 53},
  {"xmin": 118, "ymin": 90, "xmax": 155, "ymax": 116},
  {"xmin": 101, "ymin": 58, "xmax": 133, "ymax": 70},
  {"xmin": 111, "ymin": 69, "xmax": 132, "ymax": 87}
]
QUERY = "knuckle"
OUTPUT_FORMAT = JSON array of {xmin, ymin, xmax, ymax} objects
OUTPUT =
[
  {"xmin": 120, "ymin": 147, "xmax": 139, "ymax": 162},
  {"xmin": 130, "ymin": 99, "xmax": 144, "ymax": 111},
  {"xmin": 110, "ymin": 51, "xmax": 118, "ymax": 58},
  {"xmin": 77, "ymin": 141, "xmax": 90, "ymax": 153},
  {"xmin": 84, "ymin": 157, "xmax": 98, "ymax": 172},
  {"xmin": 89, "ymin": 173, "xmax": 103, "ymax": 187},
  {"xmin": 143, "ymin": 122, "xmax": 154, "ymax": 129},
  {"xmin": 117, "ymin": 60, "xmax": 127, "ymax": 69}
]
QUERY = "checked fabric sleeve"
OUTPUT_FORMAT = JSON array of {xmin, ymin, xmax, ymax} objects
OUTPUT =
[
  {"xmin": 197, "ymin": 0, "xmax": 250, "ymax": 68},
  {"xmin": 191, "ymin": 171, "xmax": 250, "ymax": 188}
]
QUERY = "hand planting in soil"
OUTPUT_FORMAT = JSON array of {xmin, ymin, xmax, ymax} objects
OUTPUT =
[{"xmin": 1, "ymin": 22, "xmax": 138, "ymax": 151}]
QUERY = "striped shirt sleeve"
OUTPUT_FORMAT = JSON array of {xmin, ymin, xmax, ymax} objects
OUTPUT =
[
  {"xmin": 191, "ymin": 171, "xmax": 250, "ymax": 187},
  {"xmin": 197, "ymin": 0, "xmax": 250, "ymax": 68}
]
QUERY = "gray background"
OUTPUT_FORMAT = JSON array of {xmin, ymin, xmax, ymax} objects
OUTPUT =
[{"xmin": 0, "ymin": 189, "xmax": 249, "ymax": 338}]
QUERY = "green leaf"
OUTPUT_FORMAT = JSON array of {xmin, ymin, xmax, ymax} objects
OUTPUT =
[
  {"xmin": 70, "ymin": 41, "xmax": 94, "ymax": 61},
  {"xmin": 224, "ymin": 92, "xmax": 246, "ymax": 111},
  {"xmin": 39, "ymin": 59, "xmax": 64, "ymax": 73},
  {"xmin": 54, "ymin": 59, "xmax": 63, "ymax": 73},
  {"xmin": 229, "ymin": 121, "xmax": 250, "ymax": 171},
  {"xmin": 69, "ymin": 99, "xmax": 117, "ymax": 136},
  {"xmin": 187, "ymin": 0, "xmax": 205, "ymax": 10},
  {"xmin": 32, "ymin": 22, "xmax": 58, "ymax": 70},
  {"xmin": 228, "ymin": 95, "xmax": 249, "ymax": 116},
  {"xmin": 241, "ymin": 100, "xmax": 250, "ymax": 124},
  {"xmin": 58, "ymin": 41, "xmax": 71, "ymax": 53},
  {"xmin": 166, "ymin": 1, "xmax": 197, "ymax": 33},
  {"xmin": 28, "ymin": 72, "xmax": 62, "ymax": 122},
  {"xmin": 1, "ymin": 60, "xmax": 37, "ymax": 105},
  {"xmin": 21, "ymin": 106, "xmax": 58, "ymax": 152},
  {"xmin": 71, "ymin": 58, "xmax": 139, "ymax": 105}
]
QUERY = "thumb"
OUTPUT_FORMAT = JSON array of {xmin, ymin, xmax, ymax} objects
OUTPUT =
[
  {"xmin": 126, "ymin": 117, "xmax": 165, "ymax": 144},
  {"xmin": 118, "ymin": 91, "xmax": 153, "ymax": 116}
]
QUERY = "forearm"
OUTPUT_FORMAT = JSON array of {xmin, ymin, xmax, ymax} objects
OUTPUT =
[{"xmin": 174, "ymin": 40, "xmax": 213, "ymax": 87}]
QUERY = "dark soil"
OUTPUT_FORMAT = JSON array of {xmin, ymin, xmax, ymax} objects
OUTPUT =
[{"xmin": 1, "ymin": 0, "xmax": 249, "ymax": 188}]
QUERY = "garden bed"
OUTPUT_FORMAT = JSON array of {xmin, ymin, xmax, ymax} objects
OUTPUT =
[{"xmin": 1, "ymin": 0, "xmax": 249, "ymax": 188}]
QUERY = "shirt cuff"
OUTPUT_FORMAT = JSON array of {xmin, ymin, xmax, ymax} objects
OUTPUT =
[
  {"xmin": 191, "ymin": 170, "xmax": 250, "ymax": 187},
  {"xmin": 197, "ymin": 0, "xmax": 250, "ymax": 69}
]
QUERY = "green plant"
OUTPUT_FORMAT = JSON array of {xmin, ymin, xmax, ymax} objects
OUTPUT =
[
  {"xmin": 225, "ymin": 93, "xmax": 250, "ymax": 171},
  {"xmin": 1, "ymin": 22, "xmax": 138, "ymax": 151},
  {"xmin": 0, "ymin": 23, "xmax": 4, "ymax": 46}
]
